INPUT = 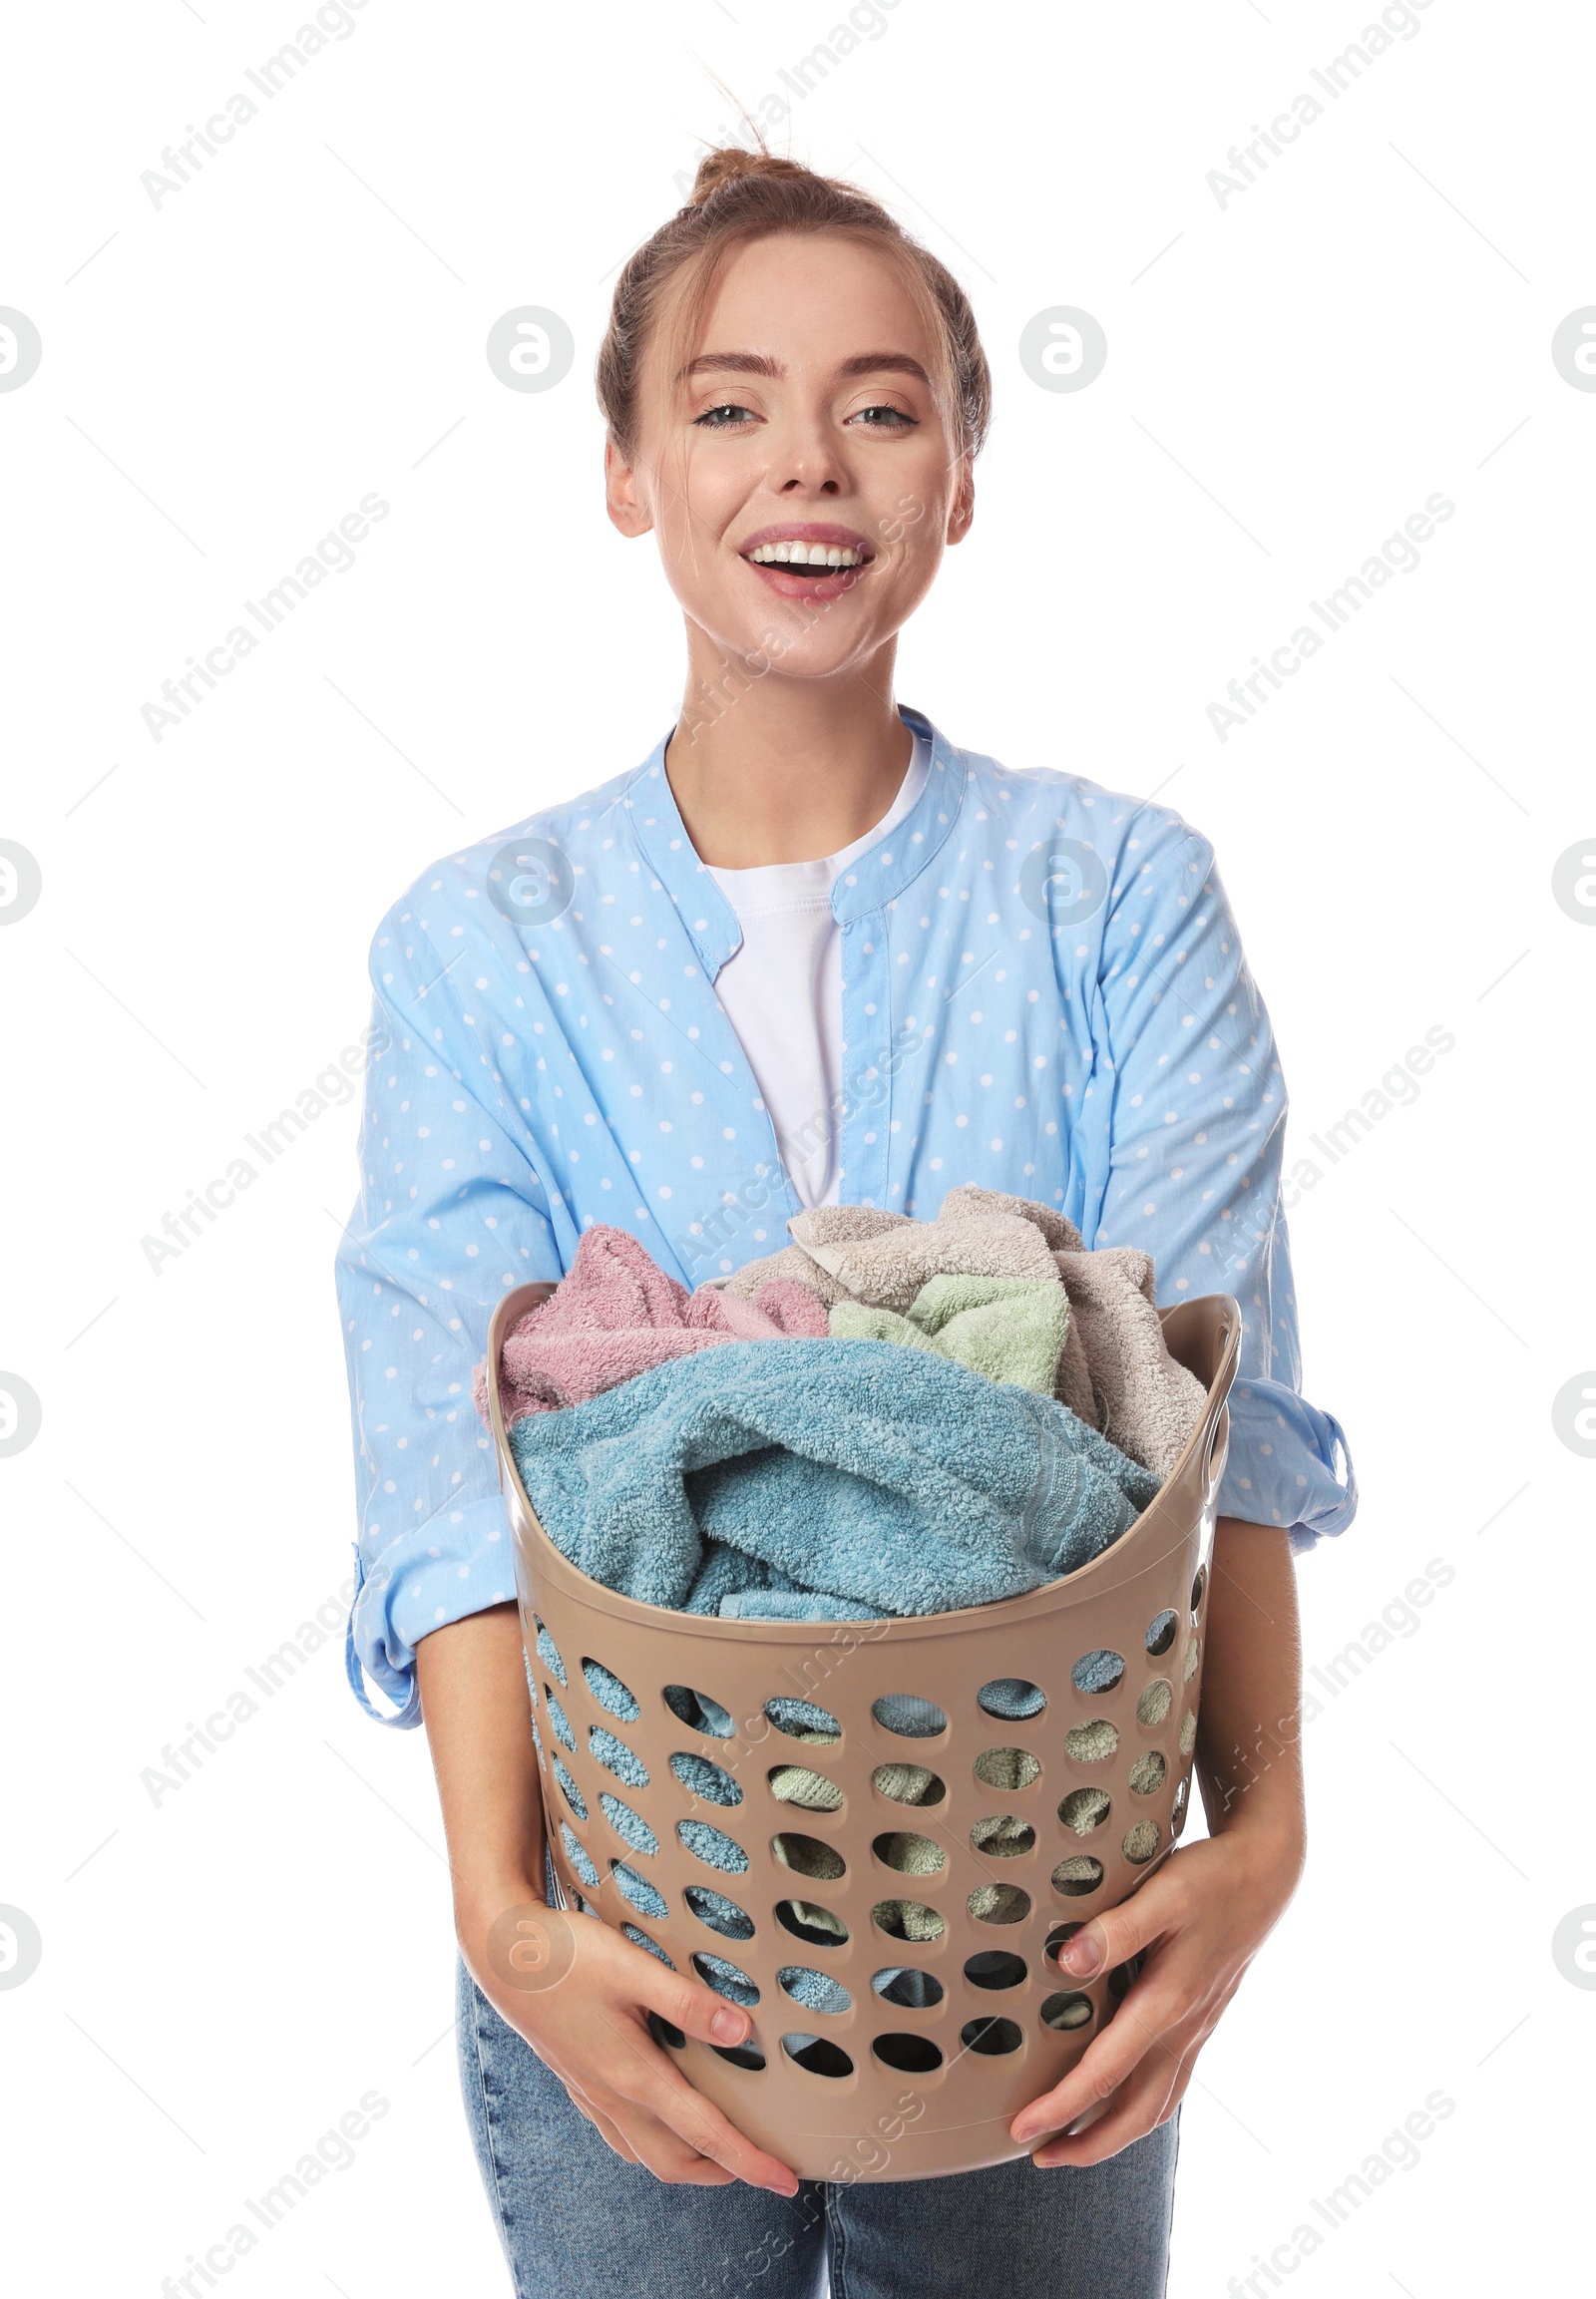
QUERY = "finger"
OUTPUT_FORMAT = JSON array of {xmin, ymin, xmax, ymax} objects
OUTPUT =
[
  {"xmin": 1031, "ymin": 2055, "xmax": 1184, "ymax": 2170},
  {"xmin": 595, "ymin": 2002, "xmax": 799, "ymax": 2194},
  {"xmin": 631, "ymin": 1958, "xmax": 761, "ymax": 2057},
  {"xmin": 554, "ymin": 2060, "xmax": 736, "ymax": 2184},
  {"xmin": 1009, "ymin": 1982, "xmax": 1189, "ymax": 2146},
  {"xmin": 612, "ymin": 2113, "xmax": 739, "ymax": 2186},
  {"xmin": 1049, "ymin": 1865, "xmax": 1185, "ymax": 1986},
  {"xmin": 596, "ymin": 2103, "xmax": 736, "ymax": 2183}
]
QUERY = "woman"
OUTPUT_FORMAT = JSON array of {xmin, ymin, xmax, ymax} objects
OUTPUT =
[{"xmin": 336, "ymin": 148, "xmax": 1355, "ymax": 2297}]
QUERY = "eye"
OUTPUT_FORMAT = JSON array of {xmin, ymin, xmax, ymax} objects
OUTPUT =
[
  {"xmin": 848, "ymin": 403, "xmax": 918, "ymax": 430},
  {"xmin": 693, "ymin": 402, "xmax": 758, "ymax": 428}
]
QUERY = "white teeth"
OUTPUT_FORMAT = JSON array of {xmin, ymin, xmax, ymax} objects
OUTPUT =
[{"xmin": 747, "ymin": 541, "xmax": 862, "ymax": 568}]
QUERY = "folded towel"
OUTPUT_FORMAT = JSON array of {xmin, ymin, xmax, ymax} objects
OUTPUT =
[
  {"xmin": 477, "ymin": 1222, "xmax": 829, "ymax": 1426},
  {"xmin": 830, "ymin": 1274, "xmax": 1071, "ymax": 1397},
  {"xmin": 508, "ymin": 1338, "xmax": 1159, "ymax": 1621}
]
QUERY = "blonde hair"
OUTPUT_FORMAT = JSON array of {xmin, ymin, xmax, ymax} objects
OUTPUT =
[{"xmin": 597, "ymin": 146, "xmax": 992, "ymax": 469}]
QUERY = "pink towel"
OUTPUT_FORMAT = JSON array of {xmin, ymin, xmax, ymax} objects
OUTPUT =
[{"xmin": 475, "ymin": 1223, "xmax": 830, "ymax": 1427}]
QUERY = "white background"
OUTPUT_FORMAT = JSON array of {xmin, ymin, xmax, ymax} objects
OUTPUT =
[{"xmin": 1, "ymin": 0, "xmax": 1590, "ymax": 2291}]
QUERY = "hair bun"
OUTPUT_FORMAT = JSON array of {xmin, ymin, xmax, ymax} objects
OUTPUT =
[{"xmin": 687, "ymin": 146, "xmax": 810, "ymax": 206}]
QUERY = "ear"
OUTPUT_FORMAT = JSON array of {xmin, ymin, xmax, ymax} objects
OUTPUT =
[
  {"xmin": 604, "ymin": 438, "xmax": 654, "ymax": 540},
  {"xmin": 945, "ymin": 459, "xmax": 976, "ymax": 548}
]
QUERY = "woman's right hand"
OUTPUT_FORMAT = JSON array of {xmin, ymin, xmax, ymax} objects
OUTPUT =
[{"xmin": 461, "ymin": 1886, "xmax": 800, "ymax": 2195}]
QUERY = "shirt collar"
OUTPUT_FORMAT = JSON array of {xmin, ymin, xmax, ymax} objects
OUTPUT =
[{"xmin": 623, "ymin": 703, "xmax": 971, "ymax": 976}]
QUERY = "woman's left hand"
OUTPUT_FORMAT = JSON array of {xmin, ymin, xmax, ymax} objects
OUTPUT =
[{"xmin": 1008, "ymin": 1817, "xmax": 1304, "ymax": 2167}]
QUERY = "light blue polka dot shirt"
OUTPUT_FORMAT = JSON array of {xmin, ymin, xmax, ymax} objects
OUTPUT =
[{"xmin": 336, "ymin": 704, "xmax": 1356, "ymax": 1725}]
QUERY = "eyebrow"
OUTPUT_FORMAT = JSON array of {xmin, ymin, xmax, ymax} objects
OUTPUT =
[{"xmin": 678, "ymin": 350, "xmax": 931, "ymax": 384}]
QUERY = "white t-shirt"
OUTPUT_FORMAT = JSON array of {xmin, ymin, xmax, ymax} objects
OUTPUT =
[{"xmin": 705, "ymin": 728, "xmax": 932, "ymax": 1209}]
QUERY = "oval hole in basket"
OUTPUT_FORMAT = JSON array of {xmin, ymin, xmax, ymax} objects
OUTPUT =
[
  {"xmin": 1123, "ymin": 1821, "xmax": 1160, "ymax": 1865},
  {"xmin": 1043, "ymin": 1923, "xmax": 1084, "ymax": 1966},
  {"xmin": 581, "ymin": 1658, "xmax": 639, "ymax": 1721},
  {"xmin": 670, "ymin": 1751, "xmax": 742, "ymax": 1808},
  {"xmin": 873, "ymin": 2032, "xmax": 944, "ymax": 2076},
  {"xmin": 1058, "ymin": 1788, "xmax": 1110, "ymax": 1837},
  {"xmin": 1190, "ymin": 1566, "xmax": 1207, "ymax": 1617},
  {"xmin": 663, "ymin": 1684, "xmax": 734, "ymax": 1738},
  {"xmin": 776, "ymin": 1898, "xmax": 850, "ymax": 1948},
  {"xmin": 1144, "ymin": 1610, "xmax": 1178, "ymax": 1659},
  {"xmin": 610, "ymin": 1860, "xmax": 669, "ymax": 1920},
  {"xmin": 692, "ymin": 1951, "xmax": 759, "ymax": 2007},
  {"xmin": 532, "ymin": 1619, "xmax": 566, "ymax": 1688},
  {"xmin": 1040, "ymin": 1991, "xmax": 1093, "ymax": 2032},
  {"xmin": 684, "ymin": 1885, "xmax": 755, "ymax": 1941},
  {"xmin": 553, "ymin": 1758, "xmax": 587, "ymax": 1821},
  {"xmin": 1184, "ymin": 1635, "xmax": 1201, "ymax": 1684},
  {"xmin": 1051, "ymin": 1857, "xmax": 1104, "ymax": 1899},
  {"xmin": 778, "ymin": 1967, "xmax": 852, "ymax": 2016},
  {"xmin": 769, "ymin": 1765, "xmax": 843, "ymax": 1813},
  {"xmin": 871, "ymin": 1695, "xmax": 947, "ymax": 1738},
  {"xmin": 873, "ymin": 1831, "xmax": 946, "ymax": 1877},
  {"xmin": 1064, "ymin": 1721, "xmax": 1118, "ymax": 1765},
  {"xmin": 1137, "ymin": 1680, "xmax": 1173, "ymax": 1728},
  {"xmin": 1179, "ymin": 1710, "xmax": 1197, "ymax": 1757},
  {"xmin": 1171, "ymin": 1777, "xmax": 1190, "ymax": 1837},
  {"xmin": 872, "ymin": 1899, "xmax": 945, "ymax": 1943},
  {"xmin": 978, "ymin": 1677, "xmax": 1046, "ymax": 1721},
  {"xmin": 764, "ymin": 1697, "xmax": 841, "ymax": 1745},
  {"xmin": 974, "ymin": 1746, "xmax": 1039, "ymax": 1792},
  {"xmin": 645, "ymin": 2011, "xmax": 685, "ymax": 2051},
  {"xmin": 970, "ymin": 1815, "xmax": 1035, "ymax": 1859},
  {"xmin": 711, "ymin": 2041, "xmax": 767, "ymax": 2071},
  {"xmin": 1129, "ymin": 1751, "xmax": 1167, "ymax": 1797},
  {"xmin": 872, "ymin": 1761, "xmax": 946, "ymax": 1807},
  {"xmin": 676, "ymin": 1820, "xmax": 749, "ymax": 1875},
  {"xmin": 968, "ymin": 1884, "xmax": 1030, "ymax": 1926},
  {"xmin": 600, "ymin": 1794, "xmax": 657, "ymax": 1857},
  {"xmin": 964, "ymin": 1950, "xmax": 1026, "ymax": 1991},
  {"xmin": 782, "ymin": 2034, "xmax": 854, "ymax": 2079},
  {"xmin": 772, "ymin": 1832, "xmax": 846, "ymax": 1883},
  {"xmin": 545, "ymin": 1692, "xmax": 576, "ymax": 1753},
  {"xmin": 559, "ymin": 1822, "xmax": 598, "ymax": 1891},
  {"xmin": 961, "ymin": 2016, "xmax": 1022, "ymax": 2057},
  {"xmin": 1070, "ymin": 1650, "xmax": 1124, "ymax": 1696},
  {"xmin": 873, "ymin": 1966, "xmax": 944, "ymax": 2009},
  {"xmin": 590, "ymin": 1726, "xmax": 648, "ymax": 1789}
]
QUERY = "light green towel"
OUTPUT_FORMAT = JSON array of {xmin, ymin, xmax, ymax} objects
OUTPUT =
[{"xmin": 829, "ymin": 1274, "xmax": 1070, "ymax": 1397}]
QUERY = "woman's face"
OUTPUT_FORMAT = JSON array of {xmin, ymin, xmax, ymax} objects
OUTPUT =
[{"xmin": 605, "ymin": 230, "xmax": 974, "ymax": 682}]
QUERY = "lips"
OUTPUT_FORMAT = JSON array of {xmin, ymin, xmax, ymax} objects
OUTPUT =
[{"xmin": 736, "ymin": 522, "xmax": 874, "ymax": 602}]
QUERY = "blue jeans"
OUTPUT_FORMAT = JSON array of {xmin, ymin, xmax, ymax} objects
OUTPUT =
[{"xmin": 456, "ymin": 1961, "xmax": 1179, "ymax": 2298}]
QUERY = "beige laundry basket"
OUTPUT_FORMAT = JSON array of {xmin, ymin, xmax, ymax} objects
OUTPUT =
[{"xmin": 486, "ymin": 1283, "xmax": 1239, "ymax": 2183}]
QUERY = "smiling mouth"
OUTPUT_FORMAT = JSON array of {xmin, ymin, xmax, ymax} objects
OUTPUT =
[{"xmin": 743, "ymin": 539, "xmax": 867, "ymax": 574}]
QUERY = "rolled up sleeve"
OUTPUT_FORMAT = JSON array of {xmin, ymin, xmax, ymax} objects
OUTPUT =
[
  {"xmin": 334, "ymin": 903, "xmax": 564, "ymax": 1725},
  {"xmin": 1088, "ymin": 810, "xmax": 1357, "ymax": 1548}
]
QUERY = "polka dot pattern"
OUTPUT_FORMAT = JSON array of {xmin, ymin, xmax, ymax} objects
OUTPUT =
[{"xmin": 336, "ymin": 714, "xmax": 1354, "ymax": 1724}]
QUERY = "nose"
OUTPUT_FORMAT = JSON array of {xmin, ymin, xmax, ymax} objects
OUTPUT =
[{"xmin": 770, "ymin": 403, "xmax": 847, "ymax": 498}]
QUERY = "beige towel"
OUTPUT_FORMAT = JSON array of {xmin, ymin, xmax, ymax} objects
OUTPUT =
[
  {"xmin": 710, "ymin": 1183, "xmax": 1205, "ymax": 1479},
  {"xmin": 1051, "ymin": 1245, "xmax": 1205, "ymax": 1479},
  {"xmin": 790, "ymin": 1205, "xmax": 1059, "ymax": 1313}
]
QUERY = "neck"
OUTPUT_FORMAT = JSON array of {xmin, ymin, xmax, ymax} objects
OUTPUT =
[{"xmin": 664, "ymin": 633, "xmax": 912, "ymax": 868}]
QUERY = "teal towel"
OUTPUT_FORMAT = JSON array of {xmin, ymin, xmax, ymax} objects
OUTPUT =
[{"xmin": 508, "ymin": 1337, "xmax": 1159, "ymax": 1620}]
